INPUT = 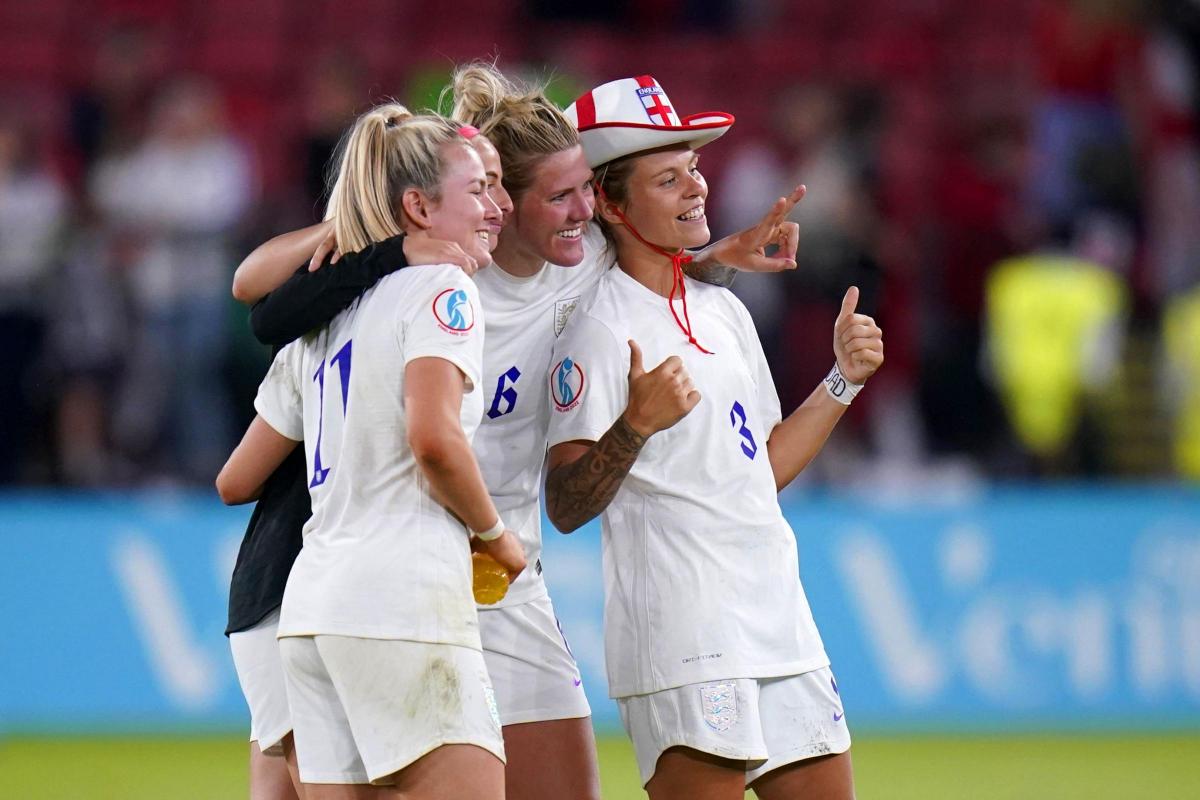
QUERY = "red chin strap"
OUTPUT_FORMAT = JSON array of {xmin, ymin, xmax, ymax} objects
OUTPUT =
[{"xmin": 597, "ymin": 185, "xmax": 712, "ymax": 354}]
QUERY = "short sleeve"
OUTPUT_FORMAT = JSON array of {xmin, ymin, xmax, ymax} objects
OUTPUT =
[
  {"xmin": 403, "ymin": 270, "xmax": 485, "ymax": 393},
  {"xmin": 546, "ymin": 313, "xmax": 628, "ymax": 447},
  {"xmin": 254, "ymin": 342, "xmax": 305, "ymax": 441}
]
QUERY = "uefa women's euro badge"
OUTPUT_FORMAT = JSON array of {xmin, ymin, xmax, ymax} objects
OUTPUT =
[
  {"xmin": 699, "ymin": 683, "xmax": 737, "ymax": 732},
  {"xmin": 433, "ymin": 288, "xmax": 475, "ymax": 335},
  {"xmin": 551, "ymin": 357, "xmax": 585, "ymax": 412}
]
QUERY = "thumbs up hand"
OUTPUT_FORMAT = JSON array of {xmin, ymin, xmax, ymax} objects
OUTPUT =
[
  {"xmin": 623, "ymin": 339, "xmax": 701, "ymax": 437},
  {"xmin": 833, "ymin": 286, "xmax": 884, "ymax": 385}
]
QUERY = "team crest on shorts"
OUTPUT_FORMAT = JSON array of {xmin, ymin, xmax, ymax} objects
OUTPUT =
[
  {"xmin": 432, "ymin": 288, "xmax": 475, "ymax": 335},
  {"xmin": 699, "ymin": 683, "xmax": 737, "ymax": 732},
  {"xmin": 551, "ymin": 357, "xmax": 585, "ymax": 411},
  {"xmin": 553, "ymin": 296, "xmax": 580, "ymax": 336}
]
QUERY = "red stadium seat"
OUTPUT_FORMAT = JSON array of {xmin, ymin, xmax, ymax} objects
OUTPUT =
[
  {"xmin": 191, "ymin": 34, "xmax": 287, "ymax": 88},
  {"xmin": 0, "ymin": 37, "xmax": 66, "ymax": 83}
]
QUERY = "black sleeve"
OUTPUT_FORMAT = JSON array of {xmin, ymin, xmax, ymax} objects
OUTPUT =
[{"xmin": 249, "ymin": 234, "xmax": 409, "ymax": 347}]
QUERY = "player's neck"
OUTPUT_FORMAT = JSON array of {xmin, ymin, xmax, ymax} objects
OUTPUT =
[
  {"xmin": 492, "ymin": 234, "xmax": 545, "ymax": 278},
  {"xmin": 617, "ymin": 242, "xmax": 676, "ymax": 298}
]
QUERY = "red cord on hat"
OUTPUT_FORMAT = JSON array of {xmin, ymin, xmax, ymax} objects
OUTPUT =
[{"xmin": 597, "ymin": 186, "xmax": 712, "ymax": 354}]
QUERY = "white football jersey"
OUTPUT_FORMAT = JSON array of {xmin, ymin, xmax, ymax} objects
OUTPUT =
[
  {"xmin": 470, "ymin": 225, "xmax": 611, "ymax": 607},
  {"xmin": 546, "ymin": 267, "xmax": 829, "ymax": 697},
  {"xmin": 255, "ymin": 264, "xmax": 486, "ymax": 647}
]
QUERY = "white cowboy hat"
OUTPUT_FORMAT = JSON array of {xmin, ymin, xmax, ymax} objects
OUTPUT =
[{"xmin": 565, "ymin": 75, "xmax": 735, "ymax": 168}]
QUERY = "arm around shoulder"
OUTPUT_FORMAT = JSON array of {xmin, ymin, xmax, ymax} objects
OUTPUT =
[{"xmin": 232, "ymin": 220, "xmax": 336, "ymax": 305}]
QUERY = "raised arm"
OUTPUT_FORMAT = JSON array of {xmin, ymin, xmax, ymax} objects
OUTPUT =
[
  {"xmin": 683, "ymin": 184, "xmax": 806, "ymax": 287},
  {"xmin": 545, "ymin": 340, "xmax": 699, "ymax": 533},
  {"xmin": 249, "ymin": 234, "xmax": 410, "ymax": 346},
  {"xmin": 406, "ymin": 357, "xmax": 526, "ymax": 579},
  {"xmin": 232, "ymin": 220, "xmax": 337, "ymax": 305},
  {"xmin": 248, "ymin": 233, "xmax": 482, "ymax": 347},
  {"xmin": 766, "ymin": 286, "xmax": 884, "ymax": 490}
]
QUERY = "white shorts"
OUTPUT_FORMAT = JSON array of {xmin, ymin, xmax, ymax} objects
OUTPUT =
[
  {"xmin": 479, "ymin": 595, "xmax": 591, "ymax": 726},
  {"xmin": 229, "ymin": 608, "xmax": 291, "ymax": 755},
  {"xmin": 617, "ymin": 666, "xmax": 851, "ymax": 787},
  {"xmin": 279, "ymin": 636, "xmax": 505, "ymax": 785}
]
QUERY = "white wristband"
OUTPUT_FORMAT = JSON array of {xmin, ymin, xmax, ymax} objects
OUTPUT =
[
  {"xmin": 473, "ymin": 517, "xmax": 505, "ymax": 542},
  {"xmin": 823, "ymin": 363, "xmax": 863, "ymax": 405}
]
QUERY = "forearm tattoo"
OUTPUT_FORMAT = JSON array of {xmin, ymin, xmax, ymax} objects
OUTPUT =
[
  {"xmin": 683, "ymin": 257, "xmax": 736, "ymax": 288},
  {"xmin": 546, "ymin": 416, "xmax": 648, "ymax": 532}
]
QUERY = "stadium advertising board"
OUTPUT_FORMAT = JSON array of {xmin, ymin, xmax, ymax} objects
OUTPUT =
[{"xmin": 1, "ymin": 488, "xmax": 1198, "ymax": 732}]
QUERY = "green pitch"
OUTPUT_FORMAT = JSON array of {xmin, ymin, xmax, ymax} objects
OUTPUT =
[{"xmin": 2, "ymin": 732, "xmax": 1197, "ymax": 799}]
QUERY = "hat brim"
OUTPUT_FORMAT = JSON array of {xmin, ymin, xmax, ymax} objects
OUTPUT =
[{"xmin": 578, "ymin": 112, "xmax": 734, "ymax": 169}]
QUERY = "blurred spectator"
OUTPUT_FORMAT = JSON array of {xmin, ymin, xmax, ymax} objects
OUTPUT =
[
  {"xmin": 47, "ymin": 229, "xmax": 133, "ymax": 486},
  {"xmin": 89, "ymin": 77, "xmax": 255, "ymax": 483},
  {"xmin": 0, "ymin": 111, "xmax": 69, "ymax": 484},
  {"xmin": 69, "ymin": 23, "xmax": 166, "ymax": 175},
  {"xmin": 920, "ymin": 110, "xmax": 1025, "ymax": 460},
  {"xmin": 983, "ymin": 218, "xmax": 1130, "ymax": 475},
  {"xmin": 718, "ymin": 82, "xmax": 883, "ymax": 472},
  {"xmin": 1027, "ymin": 0, "xmax": 1144, "ymax": 233},
  {"xmin": 1139, "ymin": 22, "xmax": 1200, "ymax": 304},
  {"xmin": 301, "ymin": 50, "xmax": 367, "ymax": 218},
  {"xmin": 1163, "ymin": 284, "xmax": 1200, "ymax": 479}
]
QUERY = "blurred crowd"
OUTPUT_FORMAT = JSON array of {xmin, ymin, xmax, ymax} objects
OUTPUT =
[{"xmin": 1, "ymin": 0, "xmax": 1198, "ymax": 488}]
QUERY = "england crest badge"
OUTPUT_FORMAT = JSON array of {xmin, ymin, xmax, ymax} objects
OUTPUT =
[
  {"xmin": 699, "ymin": 683, "xmax": 737, "ymax": 732},
  {"xmin": 554, "ymin": 295, "xmax": 580, "ymax": 336}
]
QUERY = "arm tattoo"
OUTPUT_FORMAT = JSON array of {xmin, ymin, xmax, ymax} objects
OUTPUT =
[
  {"xmin": 683, "ymin": 257, "xmax": 736, "ymax": 288},
  {"xmin": 546, "ymin": 416, "xmax": 648, "ymax": 533}
]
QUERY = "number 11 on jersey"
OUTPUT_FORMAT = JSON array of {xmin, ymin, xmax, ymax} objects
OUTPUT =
[{"xmin": 311, "ymin": 340, "xmax": 353, "ymax": 488}]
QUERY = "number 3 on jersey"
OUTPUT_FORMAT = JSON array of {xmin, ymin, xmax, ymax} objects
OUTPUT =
[
  {"xmin": 311, "ymin": 340, "xmax": 352, "ymax": 487},
  {"xmin": 729, "ymin": 400, "xmax": 757, "ymax": 460},
  {"xmin": 486, "ymin": 365, "xmax": 521, "ymax": 419}
]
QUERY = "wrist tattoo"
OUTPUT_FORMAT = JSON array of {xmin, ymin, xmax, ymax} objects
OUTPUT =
[{"xmin": 546, "ymin": 416, "xmax": 647, "ymax": 532}]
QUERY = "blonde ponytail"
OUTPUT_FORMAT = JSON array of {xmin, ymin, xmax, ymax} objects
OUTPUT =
[
  {"xmin": 325, "ymin": 102, "xmax": 464, "ymax": 253},
  {"xmin": 449, "ymin": 62, "xmax": 578, "ymax": 199}
]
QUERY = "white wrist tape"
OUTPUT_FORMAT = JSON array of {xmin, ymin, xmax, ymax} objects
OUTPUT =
[
  {"xmin": 823, "ymin": 363, "xmax": 863, "ymax": 405},
  {"xmin": 473, "ymin": 517, "xmax": 505, "ymax": 542}
]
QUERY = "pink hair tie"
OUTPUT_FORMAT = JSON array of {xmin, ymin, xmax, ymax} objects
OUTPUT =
[{"xmin": 457, "ymin": 124, "xmax": 479, "ymax": 139}]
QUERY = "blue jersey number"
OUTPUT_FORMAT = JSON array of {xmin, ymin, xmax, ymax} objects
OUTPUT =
[
  {"xmin": 486, "ymin": 365, "xmax": 521, "ymax": 419},
  {"xmin": 729, "ymin": 400, "xmax": 757, "ymax": 460},
  {"xmin": 310, "ymin": 339, "xmax": 353, "ymax": 487}
]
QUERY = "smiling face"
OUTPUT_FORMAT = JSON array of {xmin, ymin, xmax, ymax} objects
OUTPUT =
[
  {"xmin": 603, "ymin": 146, "xmax": 710, "ymax": 252},
  {"xmin": 471, "ymin": 136, "xmax": 513, "ymax": 252},
  {"xmin": 505, "ymin": 144, "xmax": 595, "ymax": 267},
  {"xmin": 422, "ymin": 141, "xmax": 501, "ymax": 266}
]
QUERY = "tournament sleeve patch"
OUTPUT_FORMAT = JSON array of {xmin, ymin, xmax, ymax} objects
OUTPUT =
[
  {"xmin": 550, "ymin": 357, "xmax": 586, "ymax": 412},
  {"xmin": 432, "ymin": 287, "xmax": 476, "ymax": 335}
]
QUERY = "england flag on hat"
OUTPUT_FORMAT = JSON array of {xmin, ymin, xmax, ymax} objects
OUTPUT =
[
  {"xmin": 565, "ymin": 75, "xmax": 734, "ymax": 168},
  {"xmin": 634, "ymin": 78, "xmax": 681, "ymax": 126}
]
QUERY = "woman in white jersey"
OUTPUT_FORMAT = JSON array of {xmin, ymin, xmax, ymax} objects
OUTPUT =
[
  {"xmin": 544, "ymin": 77, "xmax": 884, "ymax": 799},
  {"xmin": 232, "ymin": 64, "xmax": 804, "ymax": 800},
  {"xmin": 217, "ymin": 104, "xmax": 526, "ymax": 799},
  {"xmin": 221, "ymin": 116, "xmax": 516, "ymax": 800}
]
